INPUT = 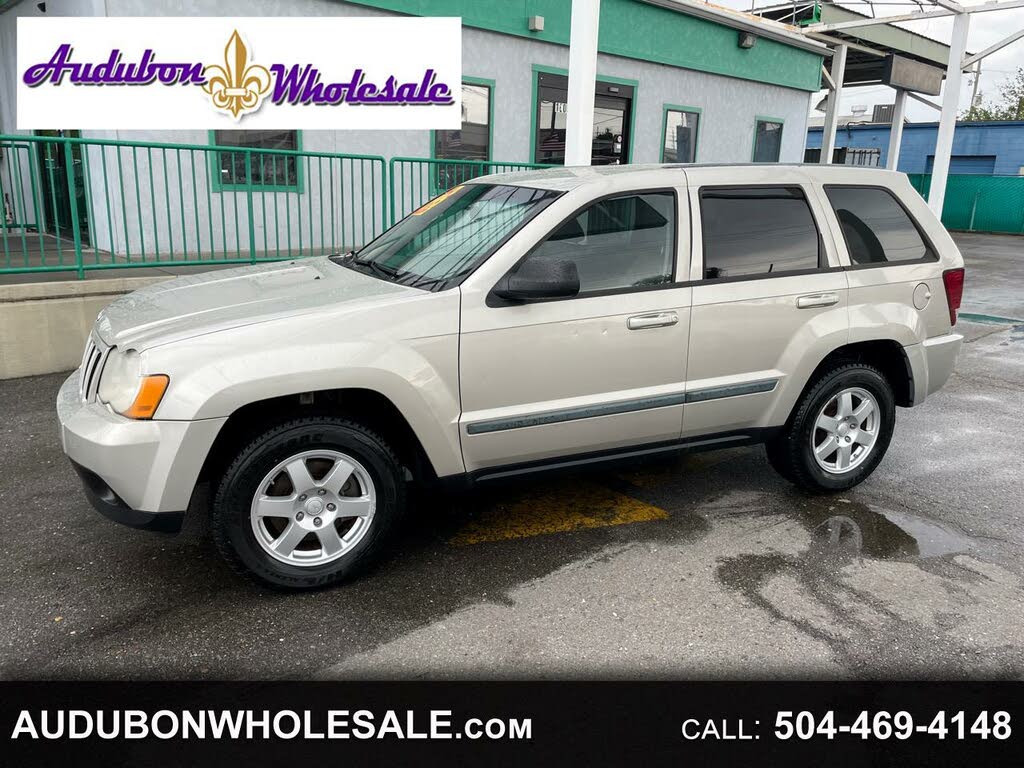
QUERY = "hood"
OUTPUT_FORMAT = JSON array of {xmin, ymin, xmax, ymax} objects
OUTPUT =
[{"xmin": 95, "ymin": 257, "xmax": 415, "ymax": 350}]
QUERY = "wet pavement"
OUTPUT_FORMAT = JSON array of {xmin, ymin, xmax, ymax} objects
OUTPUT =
[
  {"xmin": 3, "ymin": 228, "xmax": 1024, "ymax": 680},
  {"xmin": 953, "ymin": 232, "xmax": 1024, "ymax": 322},
  {"xmin": 1, "ymin": 316, "xmax": 1022, "ymax": 681}
]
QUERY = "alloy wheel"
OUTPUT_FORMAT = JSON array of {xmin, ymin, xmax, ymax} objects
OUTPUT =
[
  {"xmin": 249, "ymin": 449, "xmax": 377, "ymax": 567},
  {"xmin": 811, "ymin": 387, "xmax": 880, "ymax": 475}
]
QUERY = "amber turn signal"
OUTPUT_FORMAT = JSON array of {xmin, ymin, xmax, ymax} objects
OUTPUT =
[{"xmin": 123, "ymin": 375, "xmax": 170, "ymax": 419}]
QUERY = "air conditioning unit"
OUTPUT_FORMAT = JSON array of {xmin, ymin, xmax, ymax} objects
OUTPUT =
[{"xmin": 873, "ymin": 104, "xmax": 895, "ymax": 124}]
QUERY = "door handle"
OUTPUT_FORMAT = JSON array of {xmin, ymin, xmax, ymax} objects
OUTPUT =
[
  {"xmin": 796, "ymin": 293, "xmax": 839, "ymax": 309},
  {"xmin": 627, "ymin": 312, "xmax": 678, "ymax": 330}
]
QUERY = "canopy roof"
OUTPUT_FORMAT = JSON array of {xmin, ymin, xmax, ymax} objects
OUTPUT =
[{"xmin": 754, "ymin": 2, "xmax": 956, "ymax": 86}]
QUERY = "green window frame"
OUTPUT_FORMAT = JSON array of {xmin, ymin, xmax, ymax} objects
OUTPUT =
[
  {"xmin": 660, "ymin": 104, "xmax": 701, "ymax": 163},
  {"xmin": 751, "ymin": 116, "xmax": 784, "ymax": 163},
  {"xmin": 208, "ymin": 129, "xmax": 305, "ymax": 193},
  {"xmin": 528, "ymin": 64, "xmax": 638, "ymax": 165}
]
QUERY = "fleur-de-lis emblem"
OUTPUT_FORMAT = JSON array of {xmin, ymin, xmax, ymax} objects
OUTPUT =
[{"xmin": 203, "ymin": 30, "xmax": 271, "ymax": 119}]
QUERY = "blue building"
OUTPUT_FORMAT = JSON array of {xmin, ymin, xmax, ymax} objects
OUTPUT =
[{"xmin": 806, "ymin": 120, "xmax": 1024, "ymax": 176}]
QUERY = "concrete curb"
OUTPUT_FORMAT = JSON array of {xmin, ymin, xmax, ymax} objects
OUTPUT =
[{"xmin": 0, "ymin": 276, "xmax": 174, "ymax": 379}]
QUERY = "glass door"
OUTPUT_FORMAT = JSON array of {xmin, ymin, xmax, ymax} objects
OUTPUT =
[
  {"xmin": 534, "ymin": 72, "xmax": 632, "ymax": 166},
  {"xmin": 591, "ymin": 95, "xmax": 629, "ymax": 165},
  {"xmin": 34, "ymin": 129, "xmax": 91, "ymax": 244},
  {"xmin": 536, "ymin": 77, "xmax": 568, "ymax": 165}
]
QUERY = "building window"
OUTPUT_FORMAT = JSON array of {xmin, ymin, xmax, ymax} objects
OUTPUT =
[
  {"xmin": 662, "ymin": 107, "xmax": 700, "ymax": 163},
  {"xmin": 434, "ymin": 82, "xmax": 492, "ymax": 162},
  {"xmin": 526, "ymin": 192, "xmax": 676, "ymax": 293},
  {"xmin": 432, "ymin": 80, "xmax": 493, "ymax": 191},
  {"xmin": 213, "ymin": 130, "xmax": 300, "ymax": 189},
  {"xmin": 752, "ymin": 119, "xmax": 783, "ymax": 163},
  {"xmin": 700, "ymin": 186, "xmax": 821, "ymax": 279},
  {"xmin": 824, "ymin": 186, "xmax": 934, "ymax": 265}
]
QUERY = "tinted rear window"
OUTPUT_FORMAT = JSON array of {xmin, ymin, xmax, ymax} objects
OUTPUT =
[
  {"xmin": 825, "ymin": 186, "xmax": 933, "ymax": 265},
  {"xmin": 700, "ymin": 186, "xmax": 821, "ymax": 279}
]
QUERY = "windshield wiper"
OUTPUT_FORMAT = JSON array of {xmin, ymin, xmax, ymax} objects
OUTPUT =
[{"xmin": 352, "ymin": 258, "xmax": 400, "ymax": 281}]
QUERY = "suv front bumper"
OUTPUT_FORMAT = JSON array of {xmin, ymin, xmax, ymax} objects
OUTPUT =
[{"xmin": 57, "ymin": 370, "xmax": 226, "ymax": 529}]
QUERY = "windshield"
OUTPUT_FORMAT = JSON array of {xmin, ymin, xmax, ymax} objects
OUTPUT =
[{"xmin": 344, "ymin": 183, "xmax": 560, "ymax": 290}]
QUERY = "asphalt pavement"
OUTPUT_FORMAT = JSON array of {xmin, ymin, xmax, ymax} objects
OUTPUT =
[{"xmin": 1, "ymin": 233, "xmax": 1022, "ymax": 680}]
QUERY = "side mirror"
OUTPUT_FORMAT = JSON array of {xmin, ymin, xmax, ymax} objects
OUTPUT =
[{"xmin": 492, "ymin": 258, "xmax": 580, "ymax": 302}]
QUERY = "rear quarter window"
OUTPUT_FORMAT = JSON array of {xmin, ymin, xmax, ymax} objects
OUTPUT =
[{"xmin": 824, "ymin": 186, "xmax": 935, "ymax": 266}]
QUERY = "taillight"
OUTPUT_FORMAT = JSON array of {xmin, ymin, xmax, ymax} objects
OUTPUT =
[{"xmin": 942, "ymin": 268, "xmax": 965, "ymax": 326}]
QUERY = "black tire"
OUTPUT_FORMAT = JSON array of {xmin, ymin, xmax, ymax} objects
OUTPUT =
[
  {"xmin": 212, "ymin": 416, "xmax": 406, "ymax": 590},
  {"xmin": 765, "ymin": 363, "xmax": 896, "ymax": 493}
]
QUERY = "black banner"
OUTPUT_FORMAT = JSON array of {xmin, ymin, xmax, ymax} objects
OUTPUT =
[{"xmin": 1, "ymin": 682, "xmax": 1020, "ymax": 766}]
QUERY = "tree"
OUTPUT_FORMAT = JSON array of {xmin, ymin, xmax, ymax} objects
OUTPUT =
[{"xmin": 960, "ymin": 67, "xmax": 1024, "ymax": 121}]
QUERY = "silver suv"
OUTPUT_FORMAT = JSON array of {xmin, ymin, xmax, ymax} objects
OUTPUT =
[{"xmin": 57, "ymin": 164, "xmax": 965, "ymax": 588}]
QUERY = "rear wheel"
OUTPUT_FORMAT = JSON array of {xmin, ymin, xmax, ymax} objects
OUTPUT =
[
  {"xmin": 766, "ymin": 363, "xmax": 895, "ymax": 493},
  {"xmin": 212, "ymin": 417, "xmax": 405, "ymax": 589}
]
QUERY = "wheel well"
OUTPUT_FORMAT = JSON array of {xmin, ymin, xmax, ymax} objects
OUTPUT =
[
  {"xmin": 808, "ymin": 340, "xmax": 914, "ymax": 408},
  {"xmin": 197, "ymin": 388, "xmax": 437, "ymax": 493}
]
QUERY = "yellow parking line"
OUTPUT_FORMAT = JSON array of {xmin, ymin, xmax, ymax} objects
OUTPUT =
[{"xmin": 450, "ymin": 480, "xmax": 669, "ymax": 546}]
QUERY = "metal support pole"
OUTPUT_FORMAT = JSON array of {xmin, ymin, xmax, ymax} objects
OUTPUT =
[
  {"xmin": 565, "ymin": 0, "xmax": 600, "ymax": 166},
  {"xmin": 820, "ymin": 44, "xmax": 847, "ymax": 165},
  {"xmin": 886, "ymin": 88, "xmax": 907, "ymax": 170},
  {"xmin": 929, "ymin": 12, "xmax": 970, "ymax": 217}
]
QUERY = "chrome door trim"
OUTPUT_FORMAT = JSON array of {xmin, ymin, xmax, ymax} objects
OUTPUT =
[
  {"xmin": 465, "ymin": 378, "xmax": 778, "ymax": 435},
  {"xmin": 466, "ymin": 392, "xmax": 688, "ymax": 435}
]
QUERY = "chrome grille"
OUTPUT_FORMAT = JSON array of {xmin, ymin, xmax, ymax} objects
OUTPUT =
[{"xmin": 78, "ymin": 335, "xmax": 110, "ymax": 403}]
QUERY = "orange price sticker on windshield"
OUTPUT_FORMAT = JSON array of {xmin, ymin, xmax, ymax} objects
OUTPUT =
[{"xmin": 411, "ymin": 185, "xmax": 463, "ymax": 215}]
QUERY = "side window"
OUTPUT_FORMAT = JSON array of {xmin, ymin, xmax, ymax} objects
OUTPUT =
[
  {"xmin": 526, "ymin": 192, "xmax": 676, "ymax": 293},
  {"xmin": 433, "ymin": 81, "xmax": 492, "ymax": 191},
  {"xmin": 825, "ymin": 186, "xmax": 934, "ymax": 265},
  {"xmin": 434, "ymin": 82, "xmax": 491, "ymax": 162},
  {"xmin": 213, "ymin": 130, "xmax": 299, "ymax": 188},
  {"xmin": 700, "ymin": 186, "xmax": 821, "ymax": 279},
  {"xmin": 752, "ymin": 119, "xmax": 783, "ymax": 163},
  {"xmin": 662, "ymin": 108, "xmax": 700, "ymax": 163}
]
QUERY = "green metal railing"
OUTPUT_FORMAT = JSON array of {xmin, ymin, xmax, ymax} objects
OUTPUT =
[
  {"xmin": 0, "ymin": 137, "xmax": 556, "ymax": 278},
  {"xmin": 909, "ymin": 173, "xmax": 1024, "ymax": 234},
  {"xmin": 388, "ymin": 156, "xmax": 548, "ymax": 224},
  {"xmin": 0, "ymin": 134, "xmax": 387, "ymax": 278}
]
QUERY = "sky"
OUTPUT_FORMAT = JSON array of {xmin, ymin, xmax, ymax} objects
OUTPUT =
[{"xmin": 715, "ymin": 0, "xmax": 1024, "ymax": 122}]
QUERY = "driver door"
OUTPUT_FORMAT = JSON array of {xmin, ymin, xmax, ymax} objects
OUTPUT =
[{"xmin": 458, "ymin": 188, "xmax": 692, "ymax": 473}]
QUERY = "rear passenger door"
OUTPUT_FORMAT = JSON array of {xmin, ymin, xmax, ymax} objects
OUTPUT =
[{"xmin": 683, "ymin": 171, "xmax": 849, "ymax": 439}]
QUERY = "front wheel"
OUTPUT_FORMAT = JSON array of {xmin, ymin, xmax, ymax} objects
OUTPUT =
[
  {"xmin": 766, "ymin": 363, "xmax": 896, "ymax": 493},
  {"xmin": 212, "ymin": 417, "xmax": 406, "ymax": 589}
]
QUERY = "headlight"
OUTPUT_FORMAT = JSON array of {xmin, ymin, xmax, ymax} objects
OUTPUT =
[{"xmin": 97, "ymin": 348, "xmax": 169, "ymax": 419}]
